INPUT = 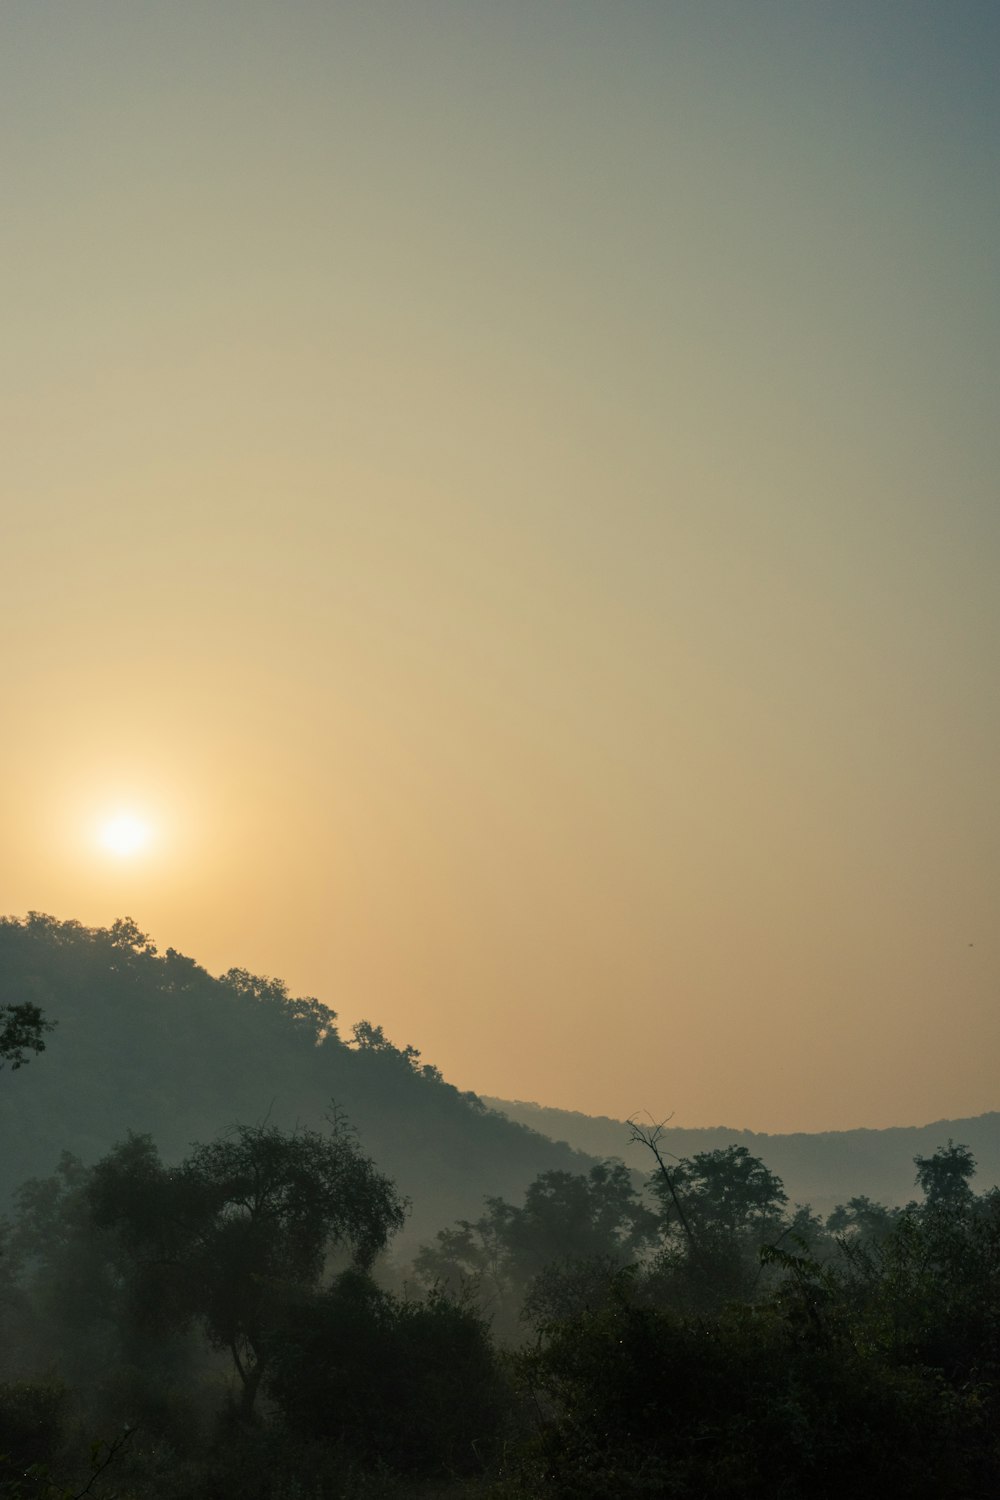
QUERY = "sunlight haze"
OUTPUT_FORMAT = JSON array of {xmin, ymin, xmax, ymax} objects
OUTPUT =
[{"xmin": 2, "ymin": 0, "xmax": 998, "ymax": 1133}]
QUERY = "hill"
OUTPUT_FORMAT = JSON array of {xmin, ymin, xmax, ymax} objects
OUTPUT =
[
  {"xmin": 0, "ymin": 914, "xmax": 592, "ymax": 1253},
  {"xmin": 484, "ymin": 1097, "xmax": 1000, "ymax": 1217},
  {"xmin": 7, "ymin": 912, "xmax": 994, "ymax": 1256}
]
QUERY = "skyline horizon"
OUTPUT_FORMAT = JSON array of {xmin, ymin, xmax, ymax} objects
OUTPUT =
[
  {"xmin": 3, "ymin": 2, "xmax": 997, "ymax": 1140},
  {"xmin": 5, "ymin": 906, "xmax": 995, "ymax": 1140}
]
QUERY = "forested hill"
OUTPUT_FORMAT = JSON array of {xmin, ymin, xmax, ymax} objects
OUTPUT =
[
  {"xmin": 0, "ymin": 914, "xmax": 591, "ymax": 1251},
  {"xmin": 485, "ymin": 1097, "xmax": 1000, "ymax": 1216}
]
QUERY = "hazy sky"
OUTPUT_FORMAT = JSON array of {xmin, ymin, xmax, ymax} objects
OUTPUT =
[{"xmin": 3, "ymin": 1, "xmax": 998, "ymax": 1133}]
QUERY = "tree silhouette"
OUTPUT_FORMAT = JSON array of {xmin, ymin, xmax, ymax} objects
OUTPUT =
[
  {"xmin": 913, "ymin": 1140, "xmax": 976, "ymax": 1212},
  {"xmin": 0, "ymin": 1003, "xmax": 54, "ymax": 1073},
  {"xmin": 89, "ymin": 1118, "xmax": 406, "ymax": 1418}
]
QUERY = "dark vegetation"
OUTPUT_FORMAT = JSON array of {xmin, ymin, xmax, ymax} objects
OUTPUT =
[
  {"xmin": 2, "ymin": 914, "xmax": 999, "ymax": 1497},
  {"xmin": 0, "ymin": 914, "xmax": 591, "ymax": 1254},
  {"xmin": 486, "ymin": 1097, "xmax": 1000, "ymax": 1222},
  {"xmin": 0, "ymin": 1003, "xmax": 53, "ymax": 1075}
]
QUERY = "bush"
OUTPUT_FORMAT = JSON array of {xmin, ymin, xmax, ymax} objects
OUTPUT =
[
  {"xmin": 515, "ymin": 1298, "xmax": 992, "ymax": 1498},
  {"xmin": 267, "ymin": 1271, "xmax": 511, "ymax": 1478},
  {"xmin": 0, "ymin": 1378, "xmax": 69, "ymax": 1477}
]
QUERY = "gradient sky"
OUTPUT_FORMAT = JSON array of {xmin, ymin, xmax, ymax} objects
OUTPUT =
[{"xmin": 3, "ymin": 1, "xmax": 998, "ymax": 1133}]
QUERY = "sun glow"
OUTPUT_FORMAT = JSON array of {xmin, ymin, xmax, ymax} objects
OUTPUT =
[{"xmin": 99, "ymin": 812, "xmax": 152, "ymax": 858}]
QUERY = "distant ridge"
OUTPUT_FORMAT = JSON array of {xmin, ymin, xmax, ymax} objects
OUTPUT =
[
  {"xmin": 6, "ymin": 914, "xmax": 996, "ymax": 1249},
  {"xmin": 483, "ymin": 1097, "xmax": 1000, "ymax": 1217}
]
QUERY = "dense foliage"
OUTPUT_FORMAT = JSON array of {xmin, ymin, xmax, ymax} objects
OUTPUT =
[
  {"xmin": 88, "ymin": 1122, "xmax": 406, "ymax": 1419},
  {"xmin": 3, "ymin": 914, "xmax": 999, "ymax": 1497},
  {"xmin": 0, "ymin": 1002, "xmax": 53, "ymax": 1073},
  {"xmin": 5, "ymin": 1130, "xmax": 1000, "ymax": 1497},
  {"xmin": 413, "ymin": 1160, "xmax": 659, "ymax": 1338},
  {"xmin": 0, "ymin": 914, "xmax": 591, "ymax": 1251}
]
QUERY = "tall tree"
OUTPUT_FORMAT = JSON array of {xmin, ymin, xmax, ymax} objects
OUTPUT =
[
  {"xmin": 640, "ymin": 1138, "xmax": 791, "ymax": 1310},
  {"xmin": 913, "ymin": 1141, "xmax": 976, "ymax": 1213},
  {"xmin": 660, "ymin": 1146, "xmax": 787, "ymax": 1236},
  {"xmin": 89, "ymin": 1118, "xmax": 406, "ymax": 1417}
]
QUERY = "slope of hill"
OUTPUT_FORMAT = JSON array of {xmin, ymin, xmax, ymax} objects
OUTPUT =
[
  {"xmin": 483, "ymin": 1097, "xmax": 1000, "ymax": 1217},
  {"xmin": 8, "ymin": 912, "xmax": 994, "ymax": 1257},
  {"xmin": 0, "ymin": 914, "xmax": 592, "ymax": 1252}
]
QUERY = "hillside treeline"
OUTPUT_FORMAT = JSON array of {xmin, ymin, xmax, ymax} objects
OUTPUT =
[
  {"xmin": 489, "ymin": 1097, "xmax": 1000, "ymax": 1219},
  {"xmin": 2, "ymin": 914, "xmax": 999, "ymax": 1496},
  {"xmin": 0, "ymin": 914, "xmax": 591, "ymax": 1251}
]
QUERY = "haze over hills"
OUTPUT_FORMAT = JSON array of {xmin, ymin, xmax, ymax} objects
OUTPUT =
[
  {"xmin": 7, "ymin": 915, "xmax": 1000, "ymax": 1498},
  {"xmin": 484, "ymin": 1097, "xmax": 1000, "ymax": 1219},
  {"xmin": 4, "ymin": 913, "xmax": 995, "ymax": 1261},
  {"xmin": 0, "ymin": 914, "xmax": 592, "ymax": 1254}
]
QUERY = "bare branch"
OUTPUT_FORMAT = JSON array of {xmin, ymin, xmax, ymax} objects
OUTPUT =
[
  {"xmin": 71, "ymin": 1425, "xmax": 137, "ymax": 1499},
  {"xmin": 628, "ymin": 1114, "xmax": 703, "ymax": 1267}
]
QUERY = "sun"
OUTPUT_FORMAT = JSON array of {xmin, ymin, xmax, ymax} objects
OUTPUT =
[{"xmin": 99, "ymin": 812, "xmax": 151, "ymax": 858}]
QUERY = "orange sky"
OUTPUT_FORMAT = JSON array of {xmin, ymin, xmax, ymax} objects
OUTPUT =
[{"xmin": 2, "ymin": 2, "xmax": 998, "ymax": 1132}]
